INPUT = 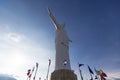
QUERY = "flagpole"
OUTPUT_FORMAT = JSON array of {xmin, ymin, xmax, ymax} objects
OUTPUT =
[
  {"xmin": 46, "ymin": 65, "xmax": 50, "ymax": 80},
  {"xmin": 33, "ymin": 63, "xmax": 39, "ymax": 80},
  {"xmin": 26, "ymin": 77, "xmax": 28, "ymax": 80},
  {"xmin": 94, "ymin": 67, "xmax": 100, "ymax": 80},
  {"xmin": 46, "ymin": 59, "xmax": 51, "ymax": 80},
  {"xmin": 33, "ymin": 68, "xmax": 38, "ymax": 80},
  {"xmin": 79, "ymin": 67, "xmax": 84, "ymax": 80},
  {"xmin": 78, "ymin": 63, "xmax": 84, "ymax": 80},
  {"xmin": 39, "ymin": 77, "xmax": 41, "ymax": 80},
  {"xmin": 90, "ymin": 73, "xmax": 93, "ymax": 80}
]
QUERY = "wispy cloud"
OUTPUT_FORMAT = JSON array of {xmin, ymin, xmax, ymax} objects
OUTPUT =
[
  {"xmin": 7, "ymin": 33, "xmax": 24, "ymax": 43},
  {"xmin": 0, "ymin": 26, "xmax": 24, "ymax": 47}
]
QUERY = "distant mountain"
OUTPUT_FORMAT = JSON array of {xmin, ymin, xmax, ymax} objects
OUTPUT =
[
  {"xmin": 0, "ymin": 74, "xmax": 16, "ymax": 80},
  {"xmin": 113, "ymin": 78, "xmax": 120, "ymax": 80},
  {"xmin": 106, "ymin": 77, "xmax": 120, "ymax": 80}
]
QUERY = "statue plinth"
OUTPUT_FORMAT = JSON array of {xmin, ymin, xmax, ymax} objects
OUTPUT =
[{"xmin": 51, "ymin": 69, "xmax": 77, "ymax": 80}]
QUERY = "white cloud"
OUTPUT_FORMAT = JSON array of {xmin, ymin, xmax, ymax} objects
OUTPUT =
[
  {"xmin": 7, "ymin": 33, "xmax": 24, "ymax": 43},
  {"xmin": 0, "ymin": 25, "xmax": 26, "ymax": 45}
]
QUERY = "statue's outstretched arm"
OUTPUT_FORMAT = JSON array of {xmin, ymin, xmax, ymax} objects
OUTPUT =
[{"xmin": 47, "ymin": 7, "xmax": 60, "ymax": 30}]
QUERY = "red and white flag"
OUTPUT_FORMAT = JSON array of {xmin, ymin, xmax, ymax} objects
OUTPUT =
[{"xmin": 27, "ymin": 69, "xmax": 31, "ymax": 78}]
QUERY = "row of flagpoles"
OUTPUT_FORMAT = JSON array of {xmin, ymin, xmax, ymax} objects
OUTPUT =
[
  {"xmin": 26, "ymin": 59, "xmax": 51, "ymax": 80},
  {"xmin": 78, "ymin": 63, "xmax": 107, "ymax": 80},
  {"xmin": 26, "ymin": 60, "xmax": 107, "ymax": 80}
]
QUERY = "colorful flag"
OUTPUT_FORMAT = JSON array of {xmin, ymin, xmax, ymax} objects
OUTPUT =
[
  {"xmin": 29, "ymin": 74, "xmax": 32, "ymax": 78},
  {"xmin": 100, "ymin": 73, "xmax": 107, "ymax": 80},
  {"xmin": 99, "ymin": 69, "xmax": 107, "ymax": 76},
  {"xmin": 99, "ymin": 69, "xmax": 103, "ymax": 74},
  {"xmin": 98, "ymin": 69, "xmax": 107, "ymax": 80},
  {"xmin": 27, "ymin": 69, "xmax": 31, "ymax": 78},
  {"xmin": 79, "ymin": 64, "xmax": 84, "ymax": 67},
  {"xmin": 48, "ymin": 59, "xmax": 51, "ymax": 66},
  {"xmin": 88, "ymin": 65, "xmax": 94, "ymax": 74}
]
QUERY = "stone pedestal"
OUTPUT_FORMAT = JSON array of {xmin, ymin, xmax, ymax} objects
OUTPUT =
[{"xmin": 51, "ymin": 69, "xmax": 77, "ymax": 80}]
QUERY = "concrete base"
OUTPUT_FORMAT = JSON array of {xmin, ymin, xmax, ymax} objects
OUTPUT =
[{"xmin": 50, "ymin": 69, "xmax": 77, "ymax": 80}]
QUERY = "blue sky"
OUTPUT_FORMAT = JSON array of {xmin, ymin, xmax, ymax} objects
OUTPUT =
[{"xmin": 0, "ymin": 0, "xmax": 120, "ymax": 80}]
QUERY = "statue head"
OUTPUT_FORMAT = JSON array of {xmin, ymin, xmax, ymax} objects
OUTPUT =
[{"xmin": 56, "ymin": 23, "xmax": 65, "ymax": 30}]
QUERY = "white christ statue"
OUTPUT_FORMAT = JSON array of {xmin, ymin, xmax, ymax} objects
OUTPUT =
[{"xmin": 47, "ymin": 8, "xmax": 72, "ymax": 70}]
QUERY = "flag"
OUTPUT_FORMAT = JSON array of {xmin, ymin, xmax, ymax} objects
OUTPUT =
[
  {"xmin": 27, "ymin": 69, "xmax": 31, "ymax": 78},
  {"xmin": 29, "ymin": 74, "xmax": 32, "ymax": 78},
  {"xmin": 99, "ymin": 69, "xmax": 103, "ymax": 74},
  {"xmin": 79, "ymin": 64, "xmax": 84, "ymax": 67},
  {"xmin": 36, "ymin": 62, "xmax": 39, "ymax": 68},
  {"xmin": 100, "ymin": 73, "xmax": 107, "ymax": 80},
  {"xmin": 48, "ymin": 59, "xmax": 51, "ymax": 66},
  {"xmin": 100, "ymin": 72, "xmax": 107, "ymax": 77},
  {"xmin": 88, "ymin": 65, "xmax": 94, "ymax": 74},
  {"xmin": 98, "ymin": 69, "xmax": 107, "ymax": 80},
  {"xmin": 99, "ymin": 69, "xmax": 107, "ymax": 77}
]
